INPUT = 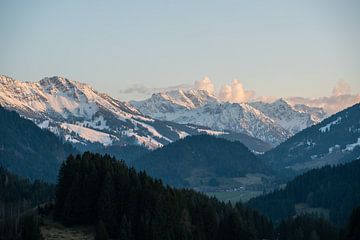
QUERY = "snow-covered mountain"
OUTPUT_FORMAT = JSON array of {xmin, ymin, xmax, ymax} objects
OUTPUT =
[
  {"xmin": 131, "ymin": 89, "xmax": 219, "ymax": 120},
  {"xmin": 132, "ymin": 91, "xmax": 327, "ymax": 145},
  {"xmin": 0, "ymin": 75, "xmax": 212, "ymax": 149},
  {"xmin": 249, "ymin": 99, "xmax": 327, "ymax": 135},
  {"xmin": 0, "ymin": 75, "xmax": 272, "ymax": 152}
]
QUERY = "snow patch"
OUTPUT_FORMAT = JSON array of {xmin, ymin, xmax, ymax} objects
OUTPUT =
[
  {"xmin": 38, "ymin": 120, "xmax": 50, "ymax": 129},
  {"xmin": 328, "ymin": 145, "xmax": 340, "ymax": 154},
  {"xmin": 77, "ymin": 116, "xmax": 109, "ymax": 130},
  {"xmin": 197, "ymin": 129, "xmax": 227, "ymax": 136},
  {"xmin": 60, "ymin": 123, "xmax": 115, "ymax": 146},
  {"xmin": 344, "ymin": 138, "xmax": 360, "ymax": 151},
  {"xmin": 319, "ymin": 117, "xmax": 342, "ymax": 133}
]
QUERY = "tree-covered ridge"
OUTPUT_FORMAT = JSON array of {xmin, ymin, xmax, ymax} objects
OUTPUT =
[
  {"xmin": 248, "ymin": 159, "xmax": 360, "ymax": 225},
  {"xmin": 0, "ymin": 166, "xmax": 54, "ymax": 204},
  {"xmin": 277, "ymin": 214, "xmax": 339, "ymax": 240},
  {"xmin": 343, "ymin": 206, "xmax": 360, "ymax": 240},
  {"xmin": 134, "ymin": 134, "xmax": 270, "ymax": 187},
  {"xmin": 0, "ymin": 107, "xmax": 75, "ymax": 182},
  {"xmin": 54, "ymin": 152, "xmax": 274, "ymax": 240},
  {"xmin": 0, "ymin": 167, "xmax": 53, "ymax": 239},
  {"xmin": 263, "ymin": 103, "xmax": 360, "ymax": 171}
]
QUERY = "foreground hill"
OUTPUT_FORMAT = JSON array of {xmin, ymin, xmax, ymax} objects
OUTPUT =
[
  {"xmin": 0, "ymin": 107, "xmax": 74, "ymax": 182},
  {"xmin": 248, "ymin": 158, "xmax": 360, "ymax": 225},
  {"xmin": 134, "ymin": 135, "xmax": 272, "ymax": 188},
  {"xmin": 0, "ymin": 166, "xmax": 54, "ymax": 206},
  {"xmin": 263, "ymin": 103, "xmax": 360, "ymax": 173},
  {"xmin": 54, "ymin": 152, "xmax": 274, "ymax": 240},
  {"xmin": 0, "ymin": 167, "xmax": 54, "ymax": 239},
  {"xmin": 1, "ymin": 152, "xmax": 355, "ymax": 240}
]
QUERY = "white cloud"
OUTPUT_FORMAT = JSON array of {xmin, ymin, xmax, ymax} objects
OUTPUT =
[
  {"xmin": 194, "ymin": 76, "xmax": 215, "ymax": 95},
  {"xmin": 218, "ymin": 79, "xmax": 255, "ymax": 103},
  {"xmin": 287, "ymin": 80, "xmax": 359, "ymax": 114},
  {"xmin": 332, "ymin": 80, "xmax": 351, "ymax": 96}
]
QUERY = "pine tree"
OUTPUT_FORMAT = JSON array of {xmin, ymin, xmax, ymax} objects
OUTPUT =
[
  {"xmin": 19, "ymin": 214, "xmax": 42, "ymax": 240},
  {"xmin": 95, "ymin": 220, "xmax": 109, "ymax": 240},
  {"xmin": 119, "ymin": 215, "xmax": 134, "ymax": 240},
  {"xmin": 309, "ymin": 230, "xmax": 320, "ymax": 240},
  {"xmin": 97, "ymin": 173, "xmax": 118, "ymax": 237}
]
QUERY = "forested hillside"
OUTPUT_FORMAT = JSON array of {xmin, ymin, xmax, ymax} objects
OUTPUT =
[
  {"xmin": 0, "ymin": 167, "xmax": 54, "ymax": 204},
  {"xmin": 54, "ymin": 152, "xmax": 274, "ymax": 240},
  {"xmin": 0, "ymin": 107, "xmax": 75, "ymax": 182},
  {"xmin": 248, "ymin": 159, "xmax": 360, "ymax": 225},
  {"xmin": 134, "ymin": 135, "xmax": 270, "ymax": 187},
  {"xmin": 0, "ymin": 167, "xmax": 54, "ymax": 239},
  {"xmin": 263, "ymin": 103, "xmax": 360, "ymax": 173}
]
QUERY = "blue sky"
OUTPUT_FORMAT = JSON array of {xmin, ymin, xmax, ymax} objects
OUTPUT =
[{"xmin": 0, "ymin": 0, "xmax": 359, "ymax": 100}]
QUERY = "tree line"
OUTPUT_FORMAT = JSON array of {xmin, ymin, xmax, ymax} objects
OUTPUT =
[{"xmin": 248, "ymin": 159, "xmax": 360, "ymax": 225}]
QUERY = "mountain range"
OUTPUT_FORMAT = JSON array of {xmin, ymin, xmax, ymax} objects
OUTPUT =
[
  {"xmin": 1, "ymin": 75, "xmax": 359, "ymax": 181},
  {"xmin": 0, "ymin": 75, "xmax": 274, "ymax": 152},
  {"xmin": 132, "ymin": 90, "xmax": 327, "ymax": 145}
]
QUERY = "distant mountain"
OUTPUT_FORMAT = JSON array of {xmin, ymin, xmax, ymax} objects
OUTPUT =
[
  {"xmin": 134, "ymin": 135, "xmax": 271, "ymax": 188},
  {"xmin": 249, "ymin": 99, "xmax": 326, "ymax": 135},
  {"xmin": 248, "ymin": 158, "xmax": 360, "ymax": 225},
  {"xmin": 132, "ymin": 90, "xmax": 326, "ymax": 145},
  {"xmin": 263, "ymin": 103, "xmax": 360, "ymax": 173},
  {"xmin": 0, "ymin": 75, "xmax": 270, "ymax": 152},
  {"xmin": 287, "ymin": 94, "xmax": 360, "ymax": 115},
  {"xmin": 130, "ymin": 89, "xmax": 219, "ymax": 118},
  {"xmin": 0, "ymin": 107, "xmax": 74, "ymax": 182}
]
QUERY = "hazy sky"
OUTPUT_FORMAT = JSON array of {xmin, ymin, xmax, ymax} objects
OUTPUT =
[{"xmin": 1, "ymin": 0, "xmax": 359, "ymax": 100}]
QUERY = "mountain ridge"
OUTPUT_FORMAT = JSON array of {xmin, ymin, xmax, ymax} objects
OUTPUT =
[
  {"xmin": 0, "ymin": 75, "xmax": 271, "ymax": 152},
  {"xmin": 263, "ymin": 102, "xmax": 360, "ymax": 173},
  {"xmin": 132, "ymin": 89, "xmax": 327, "ymax": 145}
]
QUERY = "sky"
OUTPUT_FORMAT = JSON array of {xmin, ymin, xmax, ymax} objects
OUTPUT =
[{"xmin": 0, "ymin": 0, "xmax": 359, "ymax": 101}]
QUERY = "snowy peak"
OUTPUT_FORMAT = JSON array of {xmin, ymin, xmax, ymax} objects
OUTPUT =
[
  {"xmin": 2, "ymin": 75, "xmax": 270, "ymax": 151},
  {"xmin": 292, "ymin": 104, "xmax": 326, "ymax": 123},
  {"xmin": 148, "ymin": 89, "xmax": 218, "ymax": 109},
  {"xmin": 132, "ymin": 89, "xmax": 327, "ymax": 145},
  {"xmin": 131, "ymin": 89, "xmax": 219, "ymax": 119},
  {"xmin": 249, "ymin": 99, "xmax": 326, "ymax": 135},
  {"xmin": 39, "ymin": 76, "xmax": 92, "ymax": 99},
  {"xmin": 0, "ymin": 76, "xmax": 204, "ymax": 149}
]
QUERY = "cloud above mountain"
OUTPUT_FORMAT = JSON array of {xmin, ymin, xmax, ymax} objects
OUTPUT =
[
  {"xmin": 193, "ymin": 77, "xmax": 255, "ymax": 103},
  {"xmin": 194, "ymin": 76, "xmax": 215, "ymax": 95},
  {"xmin": 120, "ymin": 77, "xmax": 359, "ymax": 114},
  {"xmin": 195, "ymin": 78, "xmax": 359, "ymax": 113},
  {"xmin": 332, "ymin": 80, "xmax": 352, "ymax": 97},
  {"xmin": 286, "ymin": 80, "xmax": 360, "ymax": 114},
  {"xmin": 218, "ymin": 80, "xmax": 255, "ymax": 103}
]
